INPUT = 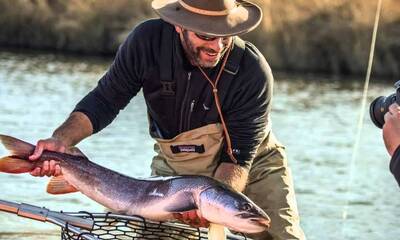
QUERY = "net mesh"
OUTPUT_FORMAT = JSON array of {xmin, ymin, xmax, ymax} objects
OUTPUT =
[{"xmin": 61, "ymin": 212, "xmax": 250, "ymax": 240}]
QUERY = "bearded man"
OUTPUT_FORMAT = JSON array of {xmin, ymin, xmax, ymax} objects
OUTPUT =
[{"xmin": 29, "ymin": 1, "xmax": 306, "ymax": 239}]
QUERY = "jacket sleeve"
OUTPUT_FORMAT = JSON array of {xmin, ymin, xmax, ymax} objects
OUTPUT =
[
  {"xmin": 73, "ymin": 25, "xmax": 147, "ymax": 133},
  {"xmin": 390, "ymin": 145, "xmax": 400, "ymax": 187},
  {"xmin": 220, "ymin": 45, "xmax": 273, "ymax": 169}
]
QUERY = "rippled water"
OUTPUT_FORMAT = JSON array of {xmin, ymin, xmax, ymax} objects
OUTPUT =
[{"xmin": 0, "ymin": 51, "xmax": 398, "ymax": 240}]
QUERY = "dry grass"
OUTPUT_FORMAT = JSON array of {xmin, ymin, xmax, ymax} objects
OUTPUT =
[
  {"xmin": 0, "ymin": 0, "xmax": 153, "ymax": 53},
  {"xmin": 0, "ymin": 0, "xmax": 398, "ymax": 76},
  {"xmin": 249, "ymin": 0, "xmax": 400, "ymax": 76}
]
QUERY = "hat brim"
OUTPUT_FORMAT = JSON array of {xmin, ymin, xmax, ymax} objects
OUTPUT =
[{"xmin": 152, "ymin": 0, "xmax": 263, "ymax": 37}]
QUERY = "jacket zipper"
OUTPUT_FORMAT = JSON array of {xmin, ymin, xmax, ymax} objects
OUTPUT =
[
  {"xmin": 179, "ymin": 71, "xmax": 191, "ymax": 132},
  {"xmin": 186, "ymin": 99, "xmax": 196, "ymax": 130}
]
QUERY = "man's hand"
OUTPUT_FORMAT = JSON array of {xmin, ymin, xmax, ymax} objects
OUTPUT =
[
  {"xmin": 383, "ymin": 103, "xmax": 400, "ymax": 156},
  {"xmin": 214, "ymin": 162, "xmax": 249, "ymax": 192},
  {"xmin": 27, "ymin": 112, "xmax": 93, "ymax": 177},
  {"xmin": 29, "ymin": 137, "xmax": 67, "ymax": 177},
  {"xmin": 173, "ymin": 210, "xmax": 209, "ymax": 228}
]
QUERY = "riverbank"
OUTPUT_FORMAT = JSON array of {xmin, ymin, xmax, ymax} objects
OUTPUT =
[{"xmin": 0, "ymin": 0, "xmax": 398, "ymax": 77}]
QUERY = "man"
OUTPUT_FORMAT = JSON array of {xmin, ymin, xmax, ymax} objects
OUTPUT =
[
  {"xmin": 383, "ymin": 103, "xmax": 400, "ymax": 186},
  {"xmin": 29, "ymin": 0, "xmax": 305, "ymax": 239}
]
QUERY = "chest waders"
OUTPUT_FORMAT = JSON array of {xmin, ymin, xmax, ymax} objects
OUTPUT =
[
  {"xmin": 151, "ymin": 123, "xmax": 223, "ymax": 176},
  {"xmin": 150, "ymin": 27, "xmax": 306, "ymax": 240}
]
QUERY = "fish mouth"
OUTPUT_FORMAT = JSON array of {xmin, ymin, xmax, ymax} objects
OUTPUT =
[
  {"xmin": 250, "ymin": 217, "xmax": 270, "ymax": 228},
  {"xmin": 235, "ymin": 213, "xmax": 270, "ymax": 228}
]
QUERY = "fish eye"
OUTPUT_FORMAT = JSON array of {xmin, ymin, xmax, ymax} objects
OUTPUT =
[{"xmin": 241, "ymin": 202, "xmax": 252, "ymax": 211}]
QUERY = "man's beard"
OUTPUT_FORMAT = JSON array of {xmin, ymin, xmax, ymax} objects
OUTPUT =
[{"xmin": 181, "ymin": 31, "xmax": 228, "ymax": 68}]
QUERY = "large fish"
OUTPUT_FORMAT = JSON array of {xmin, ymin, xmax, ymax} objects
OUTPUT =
[{"xmin": 0, "ymin": 134, "xmax": 270, "ymax": 234}]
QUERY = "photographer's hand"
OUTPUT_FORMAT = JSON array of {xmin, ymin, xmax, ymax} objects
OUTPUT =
[{"xmin": 383, "ymin": 103, "xmax": 400, "ymax": 156}]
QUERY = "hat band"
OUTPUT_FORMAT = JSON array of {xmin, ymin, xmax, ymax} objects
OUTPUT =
[{"xmin": 178, "ymin": 0, "xmax": 236, "ymax": 16}]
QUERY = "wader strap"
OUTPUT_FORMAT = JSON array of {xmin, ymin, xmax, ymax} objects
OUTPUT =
[
  {"xmin": 224, "ymin": 37, "xmax": 246, "ymax": 75},
  {"xmin": 159, "ymin": 23, "xmax": 175, "ymax": 96},
  {"xmin": 148, "ymin": 22, "xmax": 177, "ymax": 139}
]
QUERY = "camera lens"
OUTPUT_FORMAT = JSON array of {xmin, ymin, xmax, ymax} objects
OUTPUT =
[{"xmin": 369, "ymin": 93, "xmax": 396, "ymax": 128}]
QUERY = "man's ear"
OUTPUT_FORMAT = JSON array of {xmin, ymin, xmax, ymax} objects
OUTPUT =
[{"xmin": 175, "ymin": 25, "xmax": 183, "ymax": 34}]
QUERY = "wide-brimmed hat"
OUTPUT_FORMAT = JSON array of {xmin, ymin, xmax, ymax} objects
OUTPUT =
[{"xmin": 151, "ymin": 0, "xmax": 263, "ymax": 37}]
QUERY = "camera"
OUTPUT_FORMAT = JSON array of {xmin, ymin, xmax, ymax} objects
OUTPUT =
[{"xmin": 369, "ymin": 80, "xmax": 400, "ymax": 128}]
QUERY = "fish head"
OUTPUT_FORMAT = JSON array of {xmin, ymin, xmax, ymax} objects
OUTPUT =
[{"xmin": 198, "ymin": 184, "xmax": 270, "ymax": 233}]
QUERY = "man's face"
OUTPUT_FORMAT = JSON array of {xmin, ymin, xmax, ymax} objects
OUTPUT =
[{"xmin": 175, "ymin": 26, "xmax": 233, "ymax": 68}]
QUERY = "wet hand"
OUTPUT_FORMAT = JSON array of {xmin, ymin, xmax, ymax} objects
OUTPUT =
[
  {"xmin": 29, "ymin": 160, "xmax": 62, "ymax": 177},
  {"xmin": 383, "ymin": 103, "xmax": 400, "ymax": 155},
  {"xmin": 173, "ymin": 210, "xmax": 209, "ymax": 228},
  {"xmin": 29, "ymin": 137, "xmax": 66, "ymax": 177}
]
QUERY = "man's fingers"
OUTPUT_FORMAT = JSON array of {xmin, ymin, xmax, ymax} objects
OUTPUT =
[
  {"xmin": 29, "ymin": 138, "xmax": 68, "ymax": 161},
  {"xmin": 54, "ymin": 165, "xmax": 62, "ymax": 176},
  {"xmin": 29, "ymin": 161, "xmax": 61, "ymax": 177},
  {"xmin": 46, "ymin": 160, "xmax": 57, "ymax": 177},
  {"xmin": 26, "ymin": 138, "xmax": 67, "ymax": 177},
  {"xmin": 30, "ymin": 167, "xmax": 41, "ymax": 176},
  {"xmin": 29, "ymin": 143, "xmax": 44, "ymax": 161},
  {"xmin": 40, "ymin": 161, "xmax": 50, "ymax": 177}
]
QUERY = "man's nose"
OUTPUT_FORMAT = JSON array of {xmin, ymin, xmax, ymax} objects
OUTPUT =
[{"xmin": 209, "ymin": 38, "xmax": 224, "ymax": 52}]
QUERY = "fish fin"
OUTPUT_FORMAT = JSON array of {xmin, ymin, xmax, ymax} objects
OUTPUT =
[
  {"xmin": 0, "ymin": 134, "xmax": 35, "ymax": 159},
  {"xmin": 208, "ymin": 223, "xmax": 227, "ymax": 240},
  {"xmin": 165, "ymin": 192, "xmax": 197, "ymax": 213},
  {"xmin": 47, "ymin": 175, "xmax": 79, "ymax": 194},
  {"xmin": 0, "ymin": 156, "xmax": 35, "ymax": 173}
]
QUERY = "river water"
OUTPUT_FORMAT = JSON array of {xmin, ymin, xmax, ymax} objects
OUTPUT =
[{"xmin": 0, "ymin": 50, "xmax": 398, "ymax": 240}]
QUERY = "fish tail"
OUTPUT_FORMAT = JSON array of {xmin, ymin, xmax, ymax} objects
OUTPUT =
[
  {"xmin": 0, "ymin": 134, "xmax": 35, "ymax": 159},
  {"xmin": 0, "ymin": 134, "xmax": 36, "ymax": 174},
  {"xmin": 0, "ymin": 156, "xmax": 35, "ymax": 173}
]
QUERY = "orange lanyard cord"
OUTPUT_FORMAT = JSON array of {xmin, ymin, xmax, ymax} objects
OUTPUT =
[{"xmin": 198, "ymin": 44, "xmax": 238, "ymax": 164}]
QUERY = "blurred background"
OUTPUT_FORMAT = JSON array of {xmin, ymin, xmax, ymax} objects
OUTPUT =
[
  {"xmin": 0, "ymin": 0, "xmax": 399, "ymax": 76},
  {"xmin": 0, "ymin": 0, "xmax": 399, "ymax": 240}
]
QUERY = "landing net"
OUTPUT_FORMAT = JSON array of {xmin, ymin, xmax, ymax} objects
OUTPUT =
[{"xmin": 61, "ymin": 212, "xmax": 250, "ymax": 240}]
